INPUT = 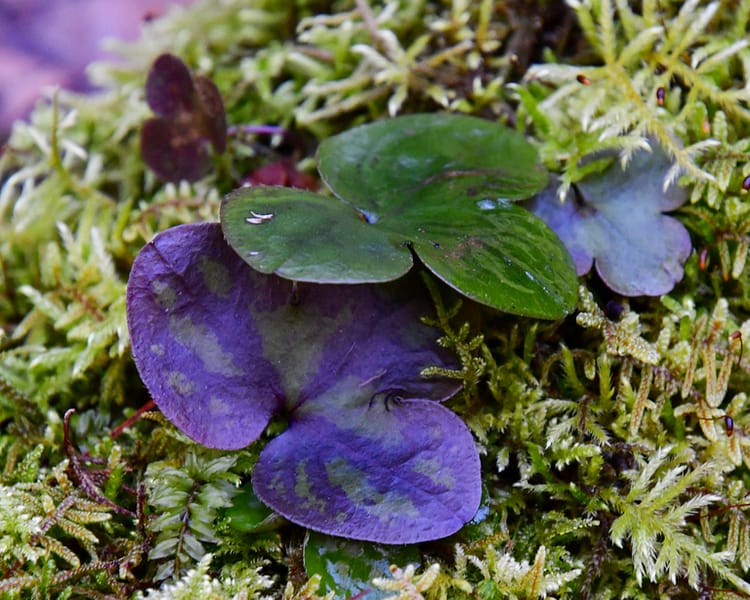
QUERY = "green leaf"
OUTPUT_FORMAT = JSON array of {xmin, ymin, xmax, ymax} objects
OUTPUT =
[
  {"xmin": 303, "ymin": 531, "xmax": 420, "ymax": 599},
  {"xmin": 317, "ymin": 112, "xmax": 548, "ymax": 211},
  {"xmin": 222, "ymin": 114, "xmax": 577, "ymax": 318},
  {"xmin": 221, "ymin": 187, "xmax": 412, "ymax": 283},
  {"xmin": 224, "ymin": 485, "xmax": 282, "ymax": 534}
]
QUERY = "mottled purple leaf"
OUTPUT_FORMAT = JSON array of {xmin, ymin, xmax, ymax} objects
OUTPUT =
[
  {"xmin": 253, "ymin": 397, "xmax": 480, "ymax": 543},
  {"xmin": 126, "ymin": 222, "xmax": 479, "ymax": 542},
  {"xmin": 126, "ymin": 222, "xmax": 281, "ymax": 448},
  {"xmin": 524, "ymin": 144, "xmax": 691, "ymax": 296}
]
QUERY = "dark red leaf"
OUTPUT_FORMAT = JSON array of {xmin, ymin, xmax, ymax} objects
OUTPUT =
[
  {"xmin": 244, "ymin": 159, "xmax": 319, "ymax": 191},
  {"xmin": 145, "ymin": 53, "xmax": 195, "ymax": 117},
  {"xmin": 140, "ymin": 53, "xmax": 227, "ymax": 182}
]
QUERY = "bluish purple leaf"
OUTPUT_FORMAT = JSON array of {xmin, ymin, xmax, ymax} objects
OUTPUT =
[
  {"xmin": 126, "ymin": 222, "xmax": 479, "ymax": 542},
  {"xmin": 126, "ymin": 222, "xmax": 282, "ymax": 449},
  {"xmin": 253, "ymin": 397, "xmax": 480, "ymax": 543},
  {"xmin": 524, "ymin": 143, "xmax": 691, "ymax": 296}
]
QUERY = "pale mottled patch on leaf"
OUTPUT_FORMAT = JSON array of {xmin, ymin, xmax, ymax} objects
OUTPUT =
[
  {"xmin": 168, "ymin": 314, "xmax": 245, "ymax": 377},
  {"xmin": 198, "ymin": 256, "xmax": 232, "ymax": 297},
  {"xmin": 167, "ymin": 371, "xmax": 194, "ymax": 395}
]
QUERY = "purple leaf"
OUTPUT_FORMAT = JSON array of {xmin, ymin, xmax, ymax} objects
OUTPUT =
[
  {"xmin": 140, "ymin": 54, "xmax": 227, "ymax": 182},
  {"xmin": 145, "ymin": 53, "xmax": 195, "ymax": 117},
  {"xmin": 524, "ymin": 144, "xmax": 691, "ymax": 296},
  {"xmin": 126, "ymin": 222, "xmax": 480, "ymax": 542},
  {"xmin": 126, "ymin": 222, "xmax": 282, "ymax": 449},
  {"xmin": 254, "ymin": 398, "xmax": 480, "ymax": 544}
]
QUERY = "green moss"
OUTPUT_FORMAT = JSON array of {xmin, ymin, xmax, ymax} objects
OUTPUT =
[{"xmin": 2, "ymin": 0, "xmax": 750, "ymax": 596}]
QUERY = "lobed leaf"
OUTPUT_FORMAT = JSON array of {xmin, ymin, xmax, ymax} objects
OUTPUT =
[
  {"xmin": 141, "ymin": 118, "xmax": 213, "ymax": 184},
  {"xmin": 140, "ymin": 53, "xmax": 227, "ymax": 182},
  {"xmin": 222, "ymin": 113, "xmax": 578, "ymax": 318},
  {"xmin": 317, "ymin": 112, "xmax": 548, "ymax": 211},
  {"xmin": 524, "ymin": 143, "xmax": 691, "ymax": 296},
  {"xmin": 126, "ymin": 222, "xmax": 281, "ymax": 449},
  {"xmin": 303, "ymin": 531, "xmax": 420, "ymax": 598},
  {"xmin": 221, "ymin": 187, "xmax": 412, "ymax": 284},
  {"xmin": 126, "ymin": 222, "xmax": 479, "ymax": 542},
  {"xmin": 254, "ymin": 395, "xmax": 481, "ymax": 543},
  {"xmin": 145, "ymin": 54, "xmax": 196, "ymax": 117}
]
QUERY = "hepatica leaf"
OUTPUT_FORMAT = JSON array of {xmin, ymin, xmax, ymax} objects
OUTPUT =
[
  {"xmin": 524, "ymin": 144, "xmax": 691, "ymax": 296},
  {"xmin": 244, "ymin": 158, "xmax": 319, "ymax": 191},
  {"xmin": 317, "ymin": 112, "xmax": 548, "ymax": 209},
  {"xmin": 222, "ymin": 113, "xmax": 577, "ymax": 319},
  {"xmin": 254, "ymin": 393, "xmax": 478, "ymax": 543},
  {"xmin": 126, "ymin": 222, "xmax": 480, "ymax": 543},
  {"xmin": 222, "ymin": 187, "xmax": 413, "ymax": 284},
  {"xmin": 140, "ymin": 53, "xmax": 227, "ymax": 182},
  {"xmin": 303, "ymin": 531, "xmax": 420, "ymax": 599}
]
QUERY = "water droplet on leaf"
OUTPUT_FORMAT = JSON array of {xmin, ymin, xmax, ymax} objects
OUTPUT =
[{"xmin": 245, "ymin": 211, "xmax": 274, "ymax": 225}]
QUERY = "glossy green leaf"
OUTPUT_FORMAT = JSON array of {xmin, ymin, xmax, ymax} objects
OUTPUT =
[
  {"xmin": 303, "ymin": 531, "xmax": 420, "ymax": 599},
  {"xmin": 400, "ymin": 190, "xmax": 577, "ymax": 317},
  {"xmin": 221, "ymin": 114, "xmax": 577, "ymax": 318},
  {"xmin": 317, "ymin": 112, "xmax": 548, "ymax": 211},
  {"xmin": 224, "ymin": 485, "xmax": 282, "ymax": 534},
  {"xmin": 221, "ymin": 187, "xmax": 411, "ymax": 283}
]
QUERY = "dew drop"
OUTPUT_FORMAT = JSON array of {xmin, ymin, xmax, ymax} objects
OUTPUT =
[
  {"xmin": 359, "ymin": 209, "xmax": 378, "ymax": 224},
  {"xmin": 477, "ymin": 198, "xmax": 495, "ymax": 210},
  {"xmin": 245, "ymin": 210, "xmax": 274, "ymax": 225}
]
